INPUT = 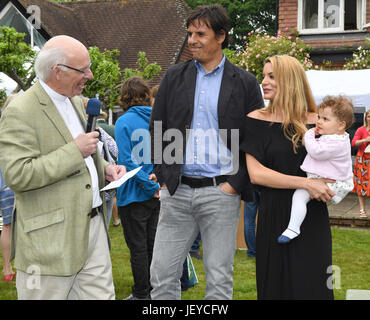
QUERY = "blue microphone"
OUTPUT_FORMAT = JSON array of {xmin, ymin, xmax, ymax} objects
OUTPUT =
[{"xmin": 85, "ymin": 98, "xmax": 101, "ymax": 133}]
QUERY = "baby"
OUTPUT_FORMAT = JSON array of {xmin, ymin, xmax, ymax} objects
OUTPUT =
[{"xmin": 278, "ymin": 96, "xmax": 354, "ymax": 244}]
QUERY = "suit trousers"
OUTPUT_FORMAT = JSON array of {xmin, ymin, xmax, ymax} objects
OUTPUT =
[
  {"xmin": 150, "ymin": 183, "xmax": 241, "ymax": 300},
  {"xmin": 16, "ymin": 212, "xmax": 115, "ymax": 300}
]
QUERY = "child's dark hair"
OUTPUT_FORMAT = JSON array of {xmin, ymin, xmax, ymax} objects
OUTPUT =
[
  {"xmin": 317, "ymin": 95, "xmax": 354, "ymax": 129},
  {"xmin": 119, "ymin": 77, "xmax": 151, "ymax": 111}
]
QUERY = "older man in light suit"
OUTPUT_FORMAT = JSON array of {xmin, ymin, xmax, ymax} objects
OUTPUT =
[{"xmin": 0, "ymin": 35, "xmax": 126, "ymax": 300}]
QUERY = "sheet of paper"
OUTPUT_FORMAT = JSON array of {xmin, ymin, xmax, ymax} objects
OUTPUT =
[{"xmin": 100, "ymin": 166, "xmax": 142, "ymax": 191}]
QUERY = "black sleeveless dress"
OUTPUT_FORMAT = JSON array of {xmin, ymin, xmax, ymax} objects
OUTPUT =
[{"xmin": 241, "ymin": 117, "xmax": 334, "ymax": 300}]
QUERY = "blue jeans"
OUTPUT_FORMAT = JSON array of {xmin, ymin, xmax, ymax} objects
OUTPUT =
[
  {"xmin": 190, "ymin": 233, "xmax": 201, "ymax": 253},
  {"xmin": 150, "ymin": 183, "xmax": 241, "ymax": 300},
  {"xmin": 244, "ymin": 191, "xmax": 259, "ymax": 258},
  {"xmin": 105, "ymin": 196, "xmax": 114, "ymax": 230}
]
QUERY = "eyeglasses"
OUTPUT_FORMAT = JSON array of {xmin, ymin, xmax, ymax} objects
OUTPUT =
[{"xmin": 56, "ymin": 63, "xmax": 92, "ymax": 75}]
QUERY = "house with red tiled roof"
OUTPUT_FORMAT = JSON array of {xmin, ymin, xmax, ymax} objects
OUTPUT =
[
  {"xmin": 278, "ymin": 0, "xmax": 370, "ymax": 67},
  {"xmin": 0, "ymin": 0, "xmax": 192, "ymax": 83}
]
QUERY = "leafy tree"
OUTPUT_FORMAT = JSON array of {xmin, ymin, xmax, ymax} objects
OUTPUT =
[
  {"xmin": 223, "ymin": 48, "xmax": 243, "ymax": 66},
  {"xmin": 0, "ymin": 26, "xmax": 36, "ymax": 92},
  {"xmin": 0, "ymin": 87, "xmax": 7, "ymax": 107},
  {"xmin": 0, "ymin": 27, "xmax": 162, "ymax": 110},
  {"xmin": 185, "ymin": 0, "xmax": 277, "ymax": 48},
  {"xmin": 122, "ymin": 51, "xmax": 162, "ymax": 81},
  {"xmin": 84, "ymin": 46, "xmax": 122, "ymax": 109},
  {"xmin": 85, "ymin": 50, "xmax": 162, "ymax": 110}
]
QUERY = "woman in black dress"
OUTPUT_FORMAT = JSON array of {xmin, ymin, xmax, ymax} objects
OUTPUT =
[{"xmin": 242, "ymin": 55, "xmax": 335, "ymax": 300}]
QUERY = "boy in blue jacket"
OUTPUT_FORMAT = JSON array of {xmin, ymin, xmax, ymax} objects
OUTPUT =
[{"xmin": 115, "ymin": 77, "xmax": 160, "ymax": 300}]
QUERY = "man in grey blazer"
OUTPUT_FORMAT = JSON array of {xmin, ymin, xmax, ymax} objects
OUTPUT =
[{"xmin": 0, "ymin": 35, "xmax": 126, "ymax": 299}]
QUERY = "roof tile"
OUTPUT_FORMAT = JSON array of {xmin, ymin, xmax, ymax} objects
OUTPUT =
[{"xmin": 19, "ymin": 0, "xmax": 191, "ymax": 83}]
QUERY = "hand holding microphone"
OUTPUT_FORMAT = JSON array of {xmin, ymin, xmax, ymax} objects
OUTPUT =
[
  {"xmin": 75, "ymin": 98, "xmax": 101, "ymax": 158},
  {"xmin": 75, "ymin": 131, "xmax": 100, "ymax": 158}
]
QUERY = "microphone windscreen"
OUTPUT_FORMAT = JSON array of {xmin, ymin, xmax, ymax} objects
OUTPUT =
[{"xmin": 86, "ymin": 98, "xmax": 101, "ymax": 116}]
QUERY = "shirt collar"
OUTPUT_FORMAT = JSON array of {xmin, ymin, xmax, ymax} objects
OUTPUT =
[
  {"xmin": 39, "ymin": 79, "xmax": 69, "ymax": 103},
  {"xmin": 194, "ymin": 54, "xmax": 226, "ymax": 75}
]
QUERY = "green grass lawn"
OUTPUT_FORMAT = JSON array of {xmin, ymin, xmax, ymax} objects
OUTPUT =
[{"xmin": 0, "ymin": 225, "xmax": 369, "ymax": 300}]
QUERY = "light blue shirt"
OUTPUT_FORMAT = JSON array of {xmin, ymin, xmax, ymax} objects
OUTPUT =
[{"xmin": 182, "ymin": 55, "xmax": 233, "ymax": 177}]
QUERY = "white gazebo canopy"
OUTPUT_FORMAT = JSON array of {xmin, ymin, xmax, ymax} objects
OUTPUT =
[{"xmin": 306, "ymin": 69, "xmax": 370, "ymax": 112}]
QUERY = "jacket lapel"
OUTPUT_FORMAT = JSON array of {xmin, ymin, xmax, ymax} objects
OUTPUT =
[
  {"xmin": 34, "ymin": 82, "xmax": 74, "ymax": 143},
  {"xmin": 184, "ymin": 62, "xmax": 197, "ymax": 119},
  {"xmin": 218, "ymin": 59, "xmax": 235, "ymax": 118}
]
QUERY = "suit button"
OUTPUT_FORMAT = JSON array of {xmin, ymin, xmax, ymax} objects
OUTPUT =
[
  {"xmin": 86, "ymin": 184, "xmax": 91, "ymax": 189},
  {"xmin": 140, "ymin": 185, "xmax": 145, "ymax": 189}
]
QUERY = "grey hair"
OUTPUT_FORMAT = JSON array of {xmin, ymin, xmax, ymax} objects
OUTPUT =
[{"xmin": 34, "ymin": 47, "xmax": 68, "ymax": 82}]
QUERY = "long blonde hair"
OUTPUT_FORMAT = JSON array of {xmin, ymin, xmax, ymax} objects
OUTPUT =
[{"xmin": 262, "ymin": 55, "xmax": 316, "ymax": 153}]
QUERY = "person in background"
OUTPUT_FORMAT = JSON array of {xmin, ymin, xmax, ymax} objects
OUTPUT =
[
  {"xmin": 115, "ymin": 77, "xmax": 160, "ymax": 300},
  {"xmin": 0, "ymin": 94, "xmax": 18, "ymax": 283},
  {"xmin": 189, "ymin": 233, "xmax": 202, "ymax": 260},
  {"xmin": 243, "ymin": 186, "xmax": 259, "ymax": 258},
  {"xmin": 352, "ymin": 109, "xmax": 370, "ymax": 218},
  {"xmin": 97, "ymin": 110, "xmax": 116, "ymax": 139},
  {"xmin": 95, "ymin": 109, "xmax": 121, "ymax": 226},
  {"xmin": 111, "ymin": 198, "xmax": 121, "ymax": 227},
  {"xmin": 81, "ymin": 96, "xmax": 120, "ymax": 228},
  {"xmin": 150, "ymin": 85, "xmax": 159, "ymax": 108},
  {"xmin": 243, "ymin": 55, "xmax": 334, "ymax": 299},
  {"xmin": 97, "ymin": 126, "xmax": 119, "ymax": 228},
  {"xmin": 0, "ymin": 35, "xmax": 126, "ymax": 300},
  {"xmin": 0, "ymin": 168, "xmax": 15, "ymax": 283}
]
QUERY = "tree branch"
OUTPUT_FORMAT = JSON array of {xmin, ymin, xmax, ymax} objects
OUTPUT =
[{"xmin": 6, "ymin": 69, "xmax": 27, "ymax": 91}]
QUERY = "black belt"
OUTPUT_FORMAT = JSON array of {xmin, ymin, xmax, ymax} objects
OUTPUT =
[
  {"xmin": 88, "ymin": 207, "xmax": 101, "ymax": 218},
  {"xmin": 181, "ymin": 175, "xmax": 228, "ymax": 188}
]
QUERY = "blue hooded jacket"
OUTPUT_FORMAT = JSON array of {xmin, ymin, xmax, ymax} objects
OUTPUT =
[{"xmin": 115, "ymin": 106, "xmax": 159, "ymax": 206}]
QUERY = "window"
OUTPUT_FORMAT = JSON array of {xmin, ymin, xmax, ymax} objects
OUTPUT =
[
  {"xmin": 298, "ymin": 0, "xmax": 365, "ymax": 34},
  {"xmin": 303, "ymin": 0, "xmax": 319, "ymax": 29},
  {"xmin": 344, "ymin": 0, "xmax": 358, "ymax": 30},
  {"xmin": 0, "ymin": 2, "xmax": 46, "ymax": 49}
]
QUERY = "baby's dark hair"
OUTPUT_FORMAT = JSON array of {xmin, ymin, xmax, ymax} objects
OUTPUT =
[{"xmin": 317, "ymin": 95, "xmax": 354, "ymax": 129}]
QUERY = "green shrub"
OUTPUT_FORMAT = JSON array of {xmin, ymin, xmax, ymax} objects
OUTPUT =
[
  {"xmin": 236, "ymin": 30, "xmax": 314, "ymax": 82},
  {"xmin": 343, "ymin": 39, "xmax": 370, "ymax": 70}
]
